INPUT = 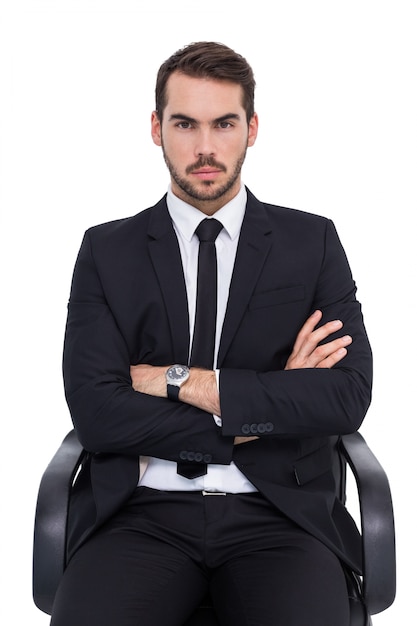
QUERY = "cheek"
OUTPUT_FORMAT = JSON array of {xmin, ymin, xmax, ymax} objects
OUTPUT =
[
  {"xmin": 166, "ymin": 145, "xmax": 191, "ymax": 170},
  {"xmin": 228, "ymin": 131, "xmax": 250, "ymax": 152},
  {"xmin": 228, "ymin": 137, "xmax": 249, "ymax": 161},
  {"xmin": 163, "ymin": 134, "xmax": 191, "ymax": 161}
]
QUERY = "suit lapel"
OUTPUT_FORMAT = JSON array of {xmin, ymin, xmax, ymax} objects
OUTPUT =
[
  {"xmin": 147, "ymin": 197, "xmax": 190, "ymax": 364},
  {"xmin": 218, "ymin": 190, "xmax": 272, "ymax": 366},
  {"xmin": 146, "ymin": 191, "xmax": 272, "ymax": 367}
]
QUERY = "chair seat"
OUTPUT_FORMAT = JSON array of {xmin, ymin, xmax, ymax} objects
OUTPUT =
[{"xmin": 32, "ymin": 431, "xmax": 395, "ymax": 625}]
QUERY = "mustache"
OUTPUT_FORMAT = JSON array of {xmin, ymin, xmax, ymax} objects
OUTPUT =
[{"xmin": 186, "ymin": 157, "xmax": 227, "ymax": 175}]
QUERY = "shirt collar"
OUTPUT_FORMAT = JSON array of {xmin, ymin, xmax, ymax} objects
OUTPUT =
[{"xmin": 166, "ymin": 184, "xmax": 247, "ymax": 242}]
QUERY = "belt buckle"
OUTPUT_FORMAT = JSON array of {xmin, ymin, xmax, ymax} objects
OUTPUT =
[{"xmin": 202, "ymin": 490, "xmax": 227, "ymax": 496}]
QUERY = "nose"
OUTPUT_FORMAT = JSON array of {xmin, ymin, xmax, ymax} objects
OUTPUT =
[{"xmin": 195, "ymin": 128, "xmax": 216, "ymax": 157}]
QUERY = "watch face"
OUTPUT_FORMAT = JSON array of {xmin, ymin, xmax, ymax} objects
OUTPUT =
[{"xmin": 167, "ymin": 365, "xmax": 189, "ymax": 382}]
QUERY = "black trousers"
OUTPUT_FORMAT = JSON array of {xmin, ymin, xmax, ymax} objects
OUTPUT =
[{"xmin": 51, "ymin": 487, "xmax": 350, "ymax": 626}]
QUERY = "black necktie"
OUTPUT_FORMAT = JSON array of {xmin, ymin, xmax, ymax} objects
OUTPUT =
[{"xmin": 177, "ymin": 218, "xmax": 223, "ymax": 479}]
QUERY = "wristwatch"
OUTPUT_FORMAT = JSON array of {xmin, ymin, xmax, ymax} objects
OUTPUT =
[{"xmin": 166, "ymin": 364, "xmax": 190, "ymax": 401}]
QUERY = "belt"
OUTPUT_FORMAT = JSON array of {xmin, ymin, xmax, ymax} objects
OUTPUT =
[
  {"xmin": 201, "ymin": 490, "xmax": 260, "ymax": 496},
  {"xmin": 139, "ymin": 487, "xmax": 258, "ymax": 497}
]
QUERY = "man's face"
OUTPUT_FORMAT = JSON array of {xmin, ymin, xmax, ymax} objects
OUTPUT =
[{"xmin": 151, "ymin": 72, "xmax": 258, "ymax": 214}]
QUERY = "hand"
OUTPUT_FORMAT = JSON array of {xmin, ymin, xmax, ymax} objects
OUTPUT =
[
  {"xmin": 285, "ymin": 310, "xmax": 352, "ymax": 370},
  {"xmin": 130, "ymin": 364, "xmax": 167, "ymax": 397},
  {"xmin": 234, "ymin": 436, "xmax": 259, "ymax": 445}
]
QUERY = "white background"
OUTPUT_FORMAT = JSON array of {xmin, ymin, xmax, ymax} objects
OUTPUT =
[{"xmin": 1, "ymin": 1, "xmax": 415, "ymax": 623}]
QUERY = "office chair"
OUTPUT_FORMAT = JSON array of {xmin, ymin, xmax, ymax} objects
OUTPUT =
[{"xmin": 33, "ymin": 430, "xmax": 395, "ymax": 625}]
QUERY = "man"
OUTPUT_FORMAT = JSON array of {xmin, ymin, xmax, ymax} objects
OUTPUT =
[{"xmin": 51, "ymin": 42, "xmax": 372, "ymax": 625}]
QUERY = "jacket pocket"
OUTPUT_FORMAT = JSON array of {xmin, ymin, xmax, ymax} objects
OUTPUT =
[
  {"xmin": 293, "ymin": 442, "xmax": 332, "ymax": 486},
  {"xmin": 248, "ymin": 285, "xmax": 305, "ymax": 310}
]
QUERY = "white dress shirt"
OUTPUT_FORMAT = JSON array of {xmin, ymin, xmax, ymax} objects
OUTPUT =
[{"xmin": 139, "ymin": 185, "xmax": 257, "ymax": 493}]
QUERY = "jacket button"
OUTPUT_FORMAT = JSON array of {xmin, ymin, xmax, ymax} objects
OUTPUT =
[
  {"xmin": 257, "ymin": 423, "xmax": 266, "ymax": 433},
  {"xmin": 250, "ymin": 424, "xmax": 259, "ymax": 434},
  {"xmin": 194, "ymin": 452, "xmax": 203, "ymax": 462},
  {"xmin": 186, "ymin": 451, "xmax": 196, "ymax": 461},
  {"xmin": 265, "ymin": 422, "xmax": 274, "ymax": 433},
  {"xmin": 242, "ymin": 424, "xmax": 251, "ymax": 434},
  {"xmin": 179, "ymin": 450, "xmax": 188, "ymax": 461},
  {"xmin": 203, "ymin": 454, "xmax": 212, "ymax": 463}
]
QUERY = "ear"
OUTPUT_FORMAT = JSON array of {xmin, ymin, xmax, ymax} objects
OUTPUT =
[
  {"xmin": 247, "ymin": 113, "xmax": 259, "ymax": 147},
  {"xmin": 151, "ymin": 111, "xmax": 162, "ymax": 146}
]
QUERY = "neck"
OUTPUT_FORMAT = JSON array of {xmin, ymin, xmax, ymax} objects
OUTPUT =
[{"xmin": 171, "ymin": 181, "xmax": 242, "ymax": 216}]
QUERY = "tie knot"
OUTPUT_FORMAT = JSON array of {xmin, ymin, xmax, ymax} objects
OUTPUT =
[{"xmin": 195, "ymin": 218, "xmax": 223, "ymax": 243}]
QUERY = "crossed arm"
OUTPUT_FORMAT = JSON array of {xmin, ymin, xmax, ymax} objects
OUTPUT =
[{"xmin": 130, "ymin": 309, "xmax": 353, "ymax": 442}]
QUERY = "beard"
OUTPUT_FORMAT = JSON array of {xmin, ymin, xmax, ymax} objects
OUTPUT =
[{"xmin": 161, "ymin": 144, "xmax": 247, "ymax": 203}]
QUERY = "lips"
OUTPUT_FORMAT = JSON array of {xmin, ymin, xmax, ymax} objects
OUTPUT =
[
  {"xmin": 186, "ymin": 159, "xmax": 226, "ymax": 176},
  {"xmin": 192, "ymin": 168, "xmax": 222, "ymax": 179}
]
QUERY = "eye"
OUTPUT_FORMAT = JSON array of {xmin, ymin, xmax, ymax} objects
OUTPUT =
[
  {"xmin": 217, "ymin": 121, "xmax": 233, "ymax": 129},
  {"xmin": 176, "ymin": 121, "xmax": 193, "ymax": 129}
]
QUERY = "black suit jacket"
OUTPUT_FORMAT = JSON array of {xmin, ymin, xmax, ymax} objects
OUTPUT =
[{"xmin": 63, "ymin": 188, "xmax": 372, "ymax": 573}]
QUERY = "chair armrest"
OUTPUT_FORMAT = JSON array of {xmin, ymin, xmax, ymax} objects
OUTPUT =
[
  {"xmin": 33, "ymin": 429, "xmax": 396, "ymax": 619},
  {"xmin": 340, "ymin": 432, "xmax": 396, "ymax": 615},
  {"xmin": 33, "ymin": 430, "xmax": 85, "ymax": 615}
]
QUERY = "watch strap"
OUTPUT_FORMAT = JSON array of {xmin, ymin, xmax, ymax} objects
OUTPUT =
[{"xmin": 167, "ymin": 383, "xmax": 181, "ymax": 401}]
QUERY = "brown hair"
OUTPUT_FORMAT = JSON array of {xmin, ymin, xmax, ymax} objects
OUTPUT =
[{"xmin": 155, "ymin": 41, "xmax": 256, "ymax": 123}]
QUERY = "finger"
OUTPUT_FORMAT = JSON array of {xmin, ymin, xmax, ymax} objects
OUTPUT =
[
  {"xmin": 291, "ymin": 310, "xmax": 323, "ymax": 353},
  {"xmin": 311, "ymin": 335, "xmax": 352, "ymax": 368},
  {"xmin": 315, "ymin": 346, "xmax": 349, "ymax": 369},
  {"xmin": 296, "ymin": 319, "xmax": 344, "ymax": 361}
]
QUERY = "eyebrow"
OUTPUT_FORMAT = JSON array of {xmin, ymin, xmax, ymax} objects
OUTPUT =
[{"xmin": 169, "ymin": 113, "xmax": 242, "ymax": 124}]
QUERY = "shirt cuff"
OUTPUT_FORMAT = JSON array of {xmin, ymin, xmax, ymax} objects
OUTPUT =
[{"xmin": 213, "ymin": 369, "xmax": 222, "ymax": 427}]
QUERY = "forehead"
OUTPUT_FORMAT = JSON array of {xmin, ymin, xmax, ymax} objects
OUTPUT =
[{"xmin": 164, "ymin": 72, "xmax": 245, "ymax": 118}]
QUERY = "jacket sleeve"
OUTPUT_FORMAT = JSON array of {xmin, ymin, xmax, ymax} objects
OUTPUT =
[
  {"xmin": 219, "ymin": 219, "xmax": 373, "ymax": 438},
  {"xmin": 63, "ymin": 229, "xmax": 234, "ymax": 461}
]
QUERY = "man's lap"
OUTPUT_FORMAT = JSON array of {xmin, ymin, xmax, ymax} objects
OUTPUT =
[{"xmin": 51, "ymin": 488, "xmax": 349, "ymax": 626}]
